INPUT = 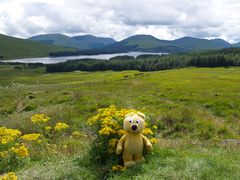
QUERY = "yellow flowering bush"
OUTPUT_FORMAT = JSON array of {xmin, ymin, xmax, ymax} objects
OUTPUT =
[
  {"xmin": 87, "ymin": 105, "xmax": 157, "ymax": 172},
  {"xmin": 21, "ymin": 133, "xmax": 41, "ymax": 142},
  {"xmin": 11, "ymin": 145, "xmax": 29, "ymax": 158},
  {"xmin": 31, "ymin": 114, "xmax": 50, "ymax": 124},
  {"xmin": 0, "ymin": 113, "xmax": 73, "ymax": 174},
  {"xmin": 54, "ymin": 122, "xmax": 69, "ymax": 132},
  {"xmin": 0, "ymin": 127, "xmax": 21, "ymax": 145},
  {"xmin": 0, "ymin": 172, "xmax": 17, "ymax": 180},
  {"xmin": 0, "ymin": 126, "xmax": 29, "ymax": 174}
]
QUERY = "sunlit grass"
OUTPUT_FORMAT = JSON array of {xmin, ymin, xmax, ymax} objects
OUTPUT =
[{"xmin": 0, "ymin": 65, "xmax": 240, "ymax": 179}]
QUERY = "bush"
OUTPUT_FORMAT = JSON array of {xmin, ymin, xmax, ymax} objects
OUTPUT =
[
  {"xmin": 86, "ymin": 105, "xmax": 157, "ymax": 177},
  {"xmin": 0, "ymin": 114, "xmax": 77, "ymax": 175}
]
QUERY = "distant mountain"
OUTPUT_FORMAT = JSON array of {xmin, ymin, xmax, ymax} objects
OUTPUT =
[
  {"xmin": 99, "ymin": 35, "xmax": 233, "ymax": 53},
  {"xmin": 29, "ymin": 34, "xmax": 116, "ymax": 50},
  {"xmin": 72, "ymin": 35, "xmax": 116, "ymax": 49},
  {"xmin": 2, "ymin": 33, "xmax": 240, "ymax": 60},
  {"xmin": 0, "ymin": 34, "xmax": 74, "ymax": 60},
  {"xmin": 232, "ymin": 42, "xmax": 240, "ymax": 48},
  {"xmin": 100, "ymin": 35, "xmax": 187, "ymax": 53},
  {"xmin": 171, "ymin": 37, "xmax": 231, "ymax": 50},
  {"xmin": 28, "ymin": 33, "xmax": 239, "ymax": 54}
]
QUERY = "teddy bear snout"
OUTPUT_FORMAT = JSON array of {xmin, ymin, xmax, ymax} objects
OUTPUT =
[{"xmin": 131, "ymin": 125, "xmax": 137, "ymax": 131}]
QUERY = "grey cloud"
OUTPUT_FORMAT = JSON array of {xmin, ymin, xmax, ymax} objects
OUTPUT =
[{"xmin": 0, "ymin": 0, "xmax": 240, "ymax": 42}]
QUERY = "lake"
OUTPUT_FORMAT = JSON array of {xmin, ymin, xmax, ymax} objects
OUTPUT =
[{"xmin": 1, "ymin": 52, "xmax": 167, "ymax": 64}]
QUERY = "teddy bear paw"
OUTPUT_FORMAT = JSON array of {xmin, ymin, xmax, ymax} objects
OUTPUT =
[
  {"xmin": 134, "ymin": 156, "xmax": 145, "ymax": 164},
  {"xmin": 146, "ymin": 144, "xmax": 153, "ymax": 151},
  {"xmin": 116, "ymin": 147, "xmax": 122, "ymax": 155},
  {"xmin": 124, "ymin": 161, "xmax": 136, "ymax": 167}
]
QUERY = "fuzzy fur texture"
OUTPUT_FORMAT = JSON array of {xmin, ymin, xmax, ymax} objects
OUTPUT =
[{"xmin": 116, "ymin": 112, "xmax": 153, "ymax": 167}]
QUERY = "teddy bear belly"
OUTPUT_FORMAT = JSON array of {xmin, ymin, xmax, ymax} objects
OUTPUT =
[{"xmin": 124, "ymin": 138, "xmax": 143, "ymax": 154}]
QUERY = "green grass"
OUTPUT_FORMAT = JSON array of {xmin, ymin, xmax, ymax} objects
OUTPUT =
[
  {"xmin": 0, "ymin": 65, "xmax": 240, "ymax": 179},
  {"xmin": 0, "ymin": 34, "xmax": 75, "ymax": 59}
]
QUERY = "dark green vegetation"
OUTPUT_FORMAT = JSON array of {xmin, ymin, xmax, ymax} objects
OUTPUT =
[
  {"xmin": 29, "ymin": 34, "xmax": 116, "ymax": 50},
  {"xmin": 0, "ymin": 65, "xmax": 239, "ymax": 179},
  {"xmin": 0, "ymin": 34, "xmax": 75, "ymax": 60},
  {"xmin": 46, "ymin": 48, "xmax": 240, "ymax": 72}
]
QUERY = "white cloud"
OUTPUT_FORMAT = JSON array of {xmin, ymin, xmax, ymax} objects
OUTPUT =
[{"xmin": 0, "ymin": 0, "xmax": 240, "ymax": 42}]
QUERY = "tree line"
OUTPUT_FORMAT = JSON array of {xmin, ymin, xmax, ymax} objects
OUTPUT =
[{"xmin": 44, "ymin": 48, "xmax": 240, "ymax": 72}]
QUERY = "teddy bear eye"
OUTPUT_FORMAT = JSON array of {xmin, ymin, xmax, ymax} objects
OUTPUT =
[
  {"xmin": 129, "ymin": 120, "xmax": 132, "ymax": 123},
  {"xmin": 136, "ymin": 120, "xmax": 140, "ymax": 124}
]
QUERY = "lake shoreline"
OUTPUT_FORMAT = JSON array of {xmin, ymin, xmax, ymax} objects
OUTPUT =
[{"xmin": 0, "ymin": 52, "xmax": 167, "ymax": 64}]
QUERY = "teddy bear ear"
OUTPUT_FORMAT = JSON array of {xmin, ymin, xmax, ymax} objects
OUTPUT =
[
  {"xmin": 137, "ymin": 112, "xmax": 146, "ymax": 120},
  {"xmin": 125, "ymin": 112, "xmax": 135, "ymax": 118}
]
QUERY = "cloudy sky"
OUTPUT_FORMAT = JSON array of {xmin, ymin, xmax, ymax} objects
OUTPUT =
[{"xmin": 0, "ymin": 0, "xmax": 240, "ymax": 42}]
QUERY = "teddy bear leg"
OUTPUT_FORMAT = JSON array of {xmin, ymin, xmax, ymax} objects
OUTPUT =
[
  {"xmin": 123, "ymin": 153, "xmax": 136, "ymax": 167},
  {"xmin": 133, "ymin": 153, "xmax": 145, "ymax": 164}
]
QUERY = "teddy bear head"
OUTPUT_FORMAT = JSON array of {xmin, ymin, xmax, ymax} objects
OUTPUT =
[{"xmin": 123, "ymin": 112, "xmax": 146, "ymax": 133}]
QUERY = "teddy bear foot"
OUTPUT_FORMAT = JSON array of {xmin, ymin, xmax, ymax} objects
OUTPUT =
[
  {"xmin": 134, "ymin": 156, "xmax": 145, "ymax": 164},
  {"xmin": 124, "ymin": 161, "xmax": 136, "ymax": 167}
]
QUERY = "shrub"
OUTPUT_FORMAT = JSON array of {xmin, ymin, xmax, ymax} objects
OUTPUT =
[
  {"xmin": 86, "ymin": 105, "xmax": 157, "ymax": 177},
  {"xmin": 0, "ymin": 127, "xmax": 29, "ymax": 173},
  {"xmin": 0, "ymin": 114, "xmax": 74, "ymax": 175},
  {"xmin": 0, "ymin": 172, "xmax": 18, "ymax": 180}
]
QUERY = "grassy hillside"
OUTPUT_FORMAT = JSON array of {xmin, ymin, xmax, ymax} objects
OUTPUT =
[
  {"xmin": 0, "ymin": 65, "xmax": 239, "ymax": 179},
  {"xmin": 29, "ymin": 34, "xmax": 116, "ymax": 50},
  {"xmin": 73, "ymin": 35, "xmax": 116, "ymax": 49},
  {"xmin": 101, "ymin": 35, "xmax": 187, "ymax": 53},
  {"xmin": 0, "ymin": 34, "xmax": 75, "ymax": 59},
  {"xmin": 99, "ymin": 35, "xmax": 233, "ymax": 54},
  {"xmin": 171, "ymin": 37, "xmax": 231, "ymax": 50}
]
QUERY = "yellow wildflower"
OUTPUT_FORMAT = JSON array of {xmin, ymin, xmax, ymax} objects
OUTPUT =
[
  {"xmin": 142, "ymin": 128, "xmax": 153, "ymax": 135},
  {"xmin": 150, "ymin": 138, "xmax": 158, "ymax": 144},
  {"xmin": 0, "ymin": 127, "xmax": 21, "ymax": 144},
  {"xmin": 98, "ymin": 126, "xmax": 116, "ymax": 135},
  {"xmin": 45, "ymin": 126, "xmax": 52, "ymax": 131},
  {"xmin": 152, "ymin": 125, "xmax": 158, "ymax": 130},
  {"xmin": 21, "ymin": 133, "xmax": 41, "ymax": 142},
  {"xmin": 109, "ymin": 138, "xmax": 118, "ymax": 148},
  {"xmin": 31, "ymin": 114, "xmax": 50, "ymax": 124},
  {"xmin": 117, "ymin": 129, "xmax": 126, "ymax": 137},
  {"xmin": 12, "ymin": 145, "xmax": 29, "ymax": 157},
  {"xmin": 0, "ymin": 172, "xmax": 18, "ymax": 180},
  {"xmin": 0, "ymin": 151, "xmax": 8, "ymax": 158},
  {"xmin": 111, "ymin": 165, "xmax": 126, "ymax": 171},
  {"xmin": 55, "ymin": 122, "xmax": 69, "ymax": 131},
  {"xmin": 1, "ymin": 136, "xmax": 14, "ymax": 145}
]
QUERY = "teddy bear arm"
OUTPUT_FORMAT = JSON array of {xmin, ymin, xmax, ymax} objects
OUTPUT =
[
  {"xmin": 116, "ymin": 135, "xmax": 126, "ymax": 155},
  {"xmin": 141, "ymin": 134, "xmax": 153, "ymax": 151}
]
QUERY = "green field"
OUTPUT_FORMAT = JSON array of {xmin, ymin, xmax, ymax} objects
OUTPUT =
[{"xmin": 0, "ymin": 65, "xmax": 240, "ymax": 179}]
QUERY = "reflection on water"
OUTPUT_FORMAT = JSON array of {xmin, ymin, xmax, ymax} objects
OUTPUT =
[{"xmin": 1, "ymin": 52, "xmax": 167, "ymax": 64}]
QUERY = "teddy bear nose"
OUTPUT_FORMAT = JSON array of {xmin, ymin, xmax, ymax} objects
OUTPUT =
[{"xmin": 131, "ymin": 125, "xmax": 137, "ymax": 131}]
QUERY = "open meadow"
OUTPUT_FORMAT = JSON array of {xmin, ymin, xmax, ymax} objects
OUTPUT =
[{"xmin": 0, "ymin": 65, "xmax": 240, "ymax": 179}]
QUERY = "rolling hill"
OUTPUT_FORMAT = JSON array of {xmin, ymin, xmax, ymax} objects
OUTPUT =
[
  {"xmin": 72, "ymin": 35, "xmax": 116, "ymax": 49},
  {"xmin": 99, "ymin": 35, "xmax": 187, "ymax": 53},
  {"xmin": 171, "ymin": 37, "xmax": 231, "ymax": 50},
  {"xmin": 0, "ymin": 34, "xmax": 75, "ymax": 60},
  {"xmin": 232, "ymin": 42, "xmax": 240, "ymax": 47},
  {"xmin": 28, "ymin": 33, "xmax": 240, "ymax": 54},
  {"xmin": 29, "ymin": 34, "xmax": 116, "ymax": 50},
  {"xmin": 99, "ymin": 35, "xmax": 233, "ymax": 53}
]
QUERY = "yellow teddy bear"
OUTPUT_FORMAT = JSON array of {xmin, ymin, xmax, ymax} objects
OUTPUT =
[{"xmin": 116, "ymin": 112, "xmax": 153, "ymax": 167}]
